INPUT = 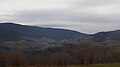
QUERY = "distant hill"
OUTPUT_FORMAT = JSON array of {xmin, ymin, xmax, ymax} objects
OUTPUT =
[
  {"xmin": 90, "ymin": 30, "xmax": 120, "ymax": 42},
  {"xmin": 0, "ymin": 23, "xmax": 86, "ymax": 40}
]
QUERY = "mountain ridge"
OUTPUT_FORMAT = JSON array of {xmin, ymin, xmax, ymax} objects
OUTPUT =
[
  {"xmin": 0, "ymin": 23, "xmax": 86, "ymax": 40},
  {"xmin": 89, "ymin": 30, "xmax": 120, "ymax": 42}
]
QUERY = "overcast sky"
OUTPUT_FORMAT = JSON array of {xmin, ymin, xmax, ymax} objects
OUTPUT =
[{"xmin": 0, "ymin": 0, "xmax": 120, "ymax": 34}]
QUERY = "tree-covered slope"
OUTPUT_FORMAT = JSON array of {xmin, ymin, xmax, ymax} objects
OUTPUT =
[{"xmin": 0, "ymin": 23, "xmax": 86, "ymax": 40}]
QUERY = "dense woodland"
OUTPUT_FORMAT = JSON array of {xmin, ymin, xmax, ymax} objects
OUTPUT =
[{"xmin": 0, "ymin": 38, "xmax": 120, "ymax": 67}]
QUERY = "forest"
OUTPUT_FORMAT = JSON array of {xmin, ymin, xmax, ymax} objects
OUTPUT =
[{"xmin": 0, "ymin": 37, "xmax": 120, "ymax": 67}]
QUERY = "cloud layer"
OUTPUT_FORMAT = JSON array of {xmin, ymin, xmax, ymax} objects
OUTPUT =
[{"xmin": 0, "ymin": 0, "xmax": 120, "ymax": 33}]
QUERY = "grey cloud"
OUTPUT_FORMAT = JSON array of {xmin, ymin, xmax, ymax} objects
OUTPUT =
[
  {"xmin": 71, "ymin": 0, "xmax": 120, "ymax": 7},
  {"xmin": 0, "ymin": 0, "xmax": 120, "ymax": 33},
  {"xmin": 13, "ymin": 9, "xmax": 120, "ymax": 23}
]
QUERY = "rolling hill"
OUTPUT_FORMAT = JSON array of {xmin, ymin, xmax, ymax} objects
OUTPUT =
[
  {"xmin": 0, "ymin": 23, "xmax": 86, "ymax": 40},
  {"xmin": 90, "ymin": 30, "xmax": 120, "ymax": 42}
]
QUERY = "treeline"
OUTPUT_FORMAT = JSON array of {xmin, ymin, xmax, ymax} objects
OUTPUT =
[
  {"xmin": 0, "ymin": 50, "xmax": 25, "ymax": 67},
  {"xmin": 0, "ymin": 44, "xmax": 120, "ymax": 67}
]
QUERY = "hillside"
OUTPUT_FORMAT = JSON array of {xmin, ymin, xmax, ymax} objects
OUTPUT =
[
  {"xmin": 0, "ymin": 23, "xmax": 86, "ymax": 40},
  {"xmin": 0, "ymin": 23, "xmax": 120, "ymax": 67},
  {"xmin": 90, "ymin": 30, "xmax": 120, "ymax": 42}
]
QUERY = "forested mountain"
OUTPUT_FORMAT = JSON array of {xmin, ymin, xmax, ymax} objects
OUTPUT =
[
  {"xmin": 0, "ymin": 23, "xmax": 120, "ymax": 67},
  {"xmin": 0, "ymin": 23, "xmax": 120, "ymax": 51},
  {"xmin": 0, "ymin": 23, "xmax": 86, "ymax": 40},
  {"xmin": 90, "ymin": 30, "xmax": 120, "ymax": 42}
]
